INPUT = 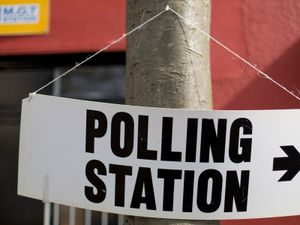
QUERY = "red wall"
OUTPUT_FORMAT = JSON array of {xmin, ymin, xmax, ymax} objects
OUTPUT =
[
  {"xmin": 211, "ymin": 0, "xmax": 300, "ymax": 110},
  {"xmin": 0, "ymin": 0, "xmax": 125, "ymax": 55}
]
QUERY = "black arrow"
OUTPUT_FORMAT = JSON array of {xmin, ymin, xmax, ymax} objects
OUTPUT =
[{"xmin": 273, "ymin": 145, "xmax": 300, "ymax": 182}]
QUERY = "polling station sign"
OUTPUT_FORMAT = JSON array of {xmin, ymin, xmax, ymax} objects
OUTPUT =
[
  {"xmin": 18, "ymin": 94, "xmax": 300, "ymax": 219},
  {"xmin": 0, "ymin": 0, "xmax": 49, "ymax": 35}
]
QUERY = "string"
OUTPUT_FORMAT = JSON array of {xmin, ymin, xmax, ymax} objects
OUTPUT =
[
  {"xmin": 168, "ymin": 7, "xmax": 300, "ymax": 102},
  {"xmin": 29, "ymin": 7, "xmax": 168, "ymax": 99},
  {"xmin": 30, "ymin": 5, "xmax": 300, "ymax": 102}
]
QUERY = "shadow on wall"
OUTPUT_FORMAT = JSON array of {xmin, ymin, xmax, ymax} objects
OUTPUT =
[{"xmin": 224, "ymin": 39, "xmax": 300, "ymax": 110}]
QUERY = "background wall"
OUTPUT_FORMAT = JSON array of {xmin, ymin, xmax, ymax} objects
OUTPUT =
[
  {"xmin": 211, "ymin": 0, "xmax": 300, "ymax": 110},
  {"xmin": 0, "ymin": 0, "xmax": 125, "ymax": 55}
]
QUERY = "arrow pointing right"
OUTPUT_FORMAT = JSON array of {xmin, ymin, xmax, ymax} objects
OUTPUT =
[{"xmin": 273, "ymin": 145, "xmax": 300, "ymax": 182}]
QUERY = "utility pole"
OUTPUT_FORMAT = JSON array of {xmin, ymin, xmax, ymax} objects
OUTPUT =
[{"xmin": 125, "ymin": 0, "xmax": 218, "ymax": 225}]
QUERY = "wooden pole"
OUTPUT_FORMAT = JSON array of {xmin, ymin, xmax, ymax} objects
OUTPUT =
[{"xmin": 125, "ymin": 0, "xmax": 218, "ymax": 225}]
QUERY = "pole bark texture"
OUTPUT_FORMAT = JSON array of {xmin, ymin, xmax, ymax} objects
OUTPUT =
[{"xmin": 125, "ymin": 0, "xmax": 218, "ymax": 225}]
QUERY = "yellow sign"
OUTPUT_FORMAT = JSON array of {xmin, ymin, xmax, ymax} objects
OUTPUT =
[{"xmin": 0, "ymin": 0, "xmax": 49, "ymax": 35}]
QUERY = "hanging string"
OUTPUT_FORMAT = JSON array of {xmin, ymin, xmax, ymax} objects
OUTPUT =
[
  {"xmin": 30, "ymin": 5, "xmax": 300, "ymax": 102},
  {"xmin": 168, "ymin": 7, "xmax": 300, "ymax": 101},
  {"xmin": 29, "ymin": 7, "xmax": 168, "ymax": 99}
]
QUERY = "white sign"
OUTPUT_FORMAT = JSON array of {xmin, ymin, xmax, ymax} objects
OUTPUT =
[
  {"xmin": 18, "ymin": 94, "xmax": 300, "ymax": 220},
  {"xmin": 0, "ymin": 4, "xmax": 40, "ymax": 24},
  {"xmin": 0, "ymin": 0, "xmax": 49, "ymax": 35}
]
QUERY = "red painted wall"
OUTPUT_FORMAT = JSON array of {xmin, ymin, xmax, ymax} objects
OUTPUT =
[
  {"xmin": 0, "ymin": 0, "xmax": 125, "ymax": 55},
  {"xmin": 211, "ymin": 0, "xmax": 300, "ymax": 110}
]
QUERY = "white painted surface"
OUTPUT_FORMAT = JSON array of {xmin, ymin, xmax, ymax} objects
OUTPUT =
[{"xmin": 18, "ymin": 94, "xmax": 300, "ymax": 219}]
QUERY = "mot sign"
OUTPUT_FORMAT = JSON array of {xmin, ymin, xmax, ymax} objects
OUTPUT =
[
  {"xmin": 18, "ymin": 94, "xmax": 300, "ymax": 220},
  {"xmin": 0, "ymin": 0, "xmax": 49, "ymax": 35}
]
